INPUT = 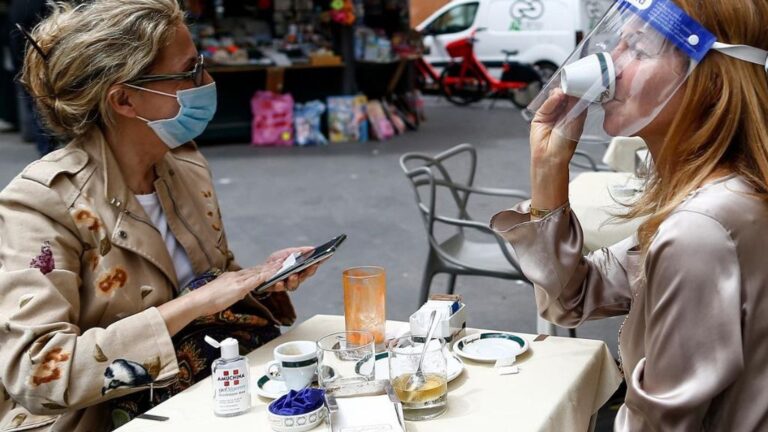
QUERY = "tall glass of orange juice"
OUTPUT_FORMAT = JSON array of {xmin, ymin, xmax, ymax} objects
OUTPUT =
[{"xmin": 343, "ymin": 266, "xmax": 386, "ymax": 348}]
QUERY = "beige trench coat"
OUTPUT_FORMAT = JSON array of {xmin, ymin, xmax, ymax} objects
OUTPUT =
[{"xmin": 0, "ymin": 129, "xmax": 295, "ymax": 431}]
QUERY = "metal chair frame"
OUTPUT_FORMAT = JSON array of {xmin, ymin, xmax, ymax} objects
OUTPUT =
[
  {"xmin": 400, "ymin": 143, "xmax": 531, "ymax": 304},
  {"xmin": 400, "ymin": 144, "xmax": 578, "ymax": 338},
  {"xmin": 571, "ymin": 150, "xmax": 613, "ymax": 172}
]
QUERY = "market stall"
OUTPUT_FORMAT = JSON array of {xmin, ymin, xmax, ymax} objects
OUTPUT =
[{"xmin": 183, "ymin": 0, "xmax": 425, "ymax": 144}]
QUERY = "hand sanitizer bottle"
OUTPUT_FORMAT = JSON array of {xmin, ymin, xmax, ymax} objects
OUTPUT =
[{"xmin": 205, "ymin": 336, "xmax": 251, "ymax": 417}]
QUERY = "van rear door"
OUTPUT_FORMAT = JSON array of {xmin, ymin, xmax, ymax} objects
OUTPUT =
[{"xmin": 475, "ymin": 0, "xmax": 577, "ymax": 67}]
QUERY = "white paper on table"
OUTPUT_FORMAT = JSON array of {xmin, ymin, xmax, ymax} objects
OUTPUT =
[
  {"xmin": 335, "ymin": 395, "xmax": 404, "ymax": 432},
  {"xmin": 385, "ymin": 321, "xmax": 410, "ymax": 341}
]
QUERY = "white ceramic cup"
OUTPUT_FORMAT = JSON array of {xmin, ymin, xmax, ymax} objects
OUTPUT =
[
  {"xmin": 561, "ymin": 52, "xmax": 616, "ymax": 103},
  {"xmin": 265, "ymin": 341, "xmax": 318, "ymax": 391}
]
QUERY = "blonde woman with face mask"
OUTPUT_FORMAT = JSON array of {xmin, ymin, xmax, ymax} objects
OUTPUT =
[
  {"xmin": 0, "ymin": 1, "xmax": 321, "ymax": 430},
  {"xmin": 492, "ymin": 0, "xmax": 768, "ymax": 430}
]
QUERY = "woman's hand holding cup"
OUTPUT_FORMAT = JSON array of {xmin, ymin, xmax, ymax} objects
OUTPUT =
[{"xmin": 529, "ymin": 88, "xmax": 586, "ymax": 213}]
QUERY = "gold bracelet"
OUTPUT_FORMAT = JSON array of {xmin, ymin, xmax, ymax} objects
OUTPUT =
[{"xmin": 530, "ymin": 206, "xmax": 553, "ymax": 218}]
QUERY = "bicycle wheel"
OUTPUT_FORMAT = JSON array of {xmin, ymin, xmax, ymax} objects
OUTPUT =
[
  {"xmin": 440, "ymin": 65, "xmax": 489, "ymax": 106},
  {"xmin": 510, "ymin": 78, "xmax": 542, "ymax": 109},
  {"xmin": 533, "ymin": 61, "xmax": 559, "ymax": 83}
]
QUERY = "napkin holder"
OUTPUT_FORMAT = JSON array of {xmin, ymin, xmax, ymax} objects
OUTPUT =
[
  {"xmin": 409, "ymin": 299, "xmax": 466, "ymax": 343},
  {"xmin": 325, "ymin": 380, "xmax": 406, "ymax": 432},
  {"xmin": 634, "ymin": 149, "xmax": 651, "ymax": 179}
]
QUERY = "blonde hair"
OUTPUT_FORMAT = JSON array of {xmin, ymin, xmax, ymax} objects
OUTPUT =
[
  {"xmin": 624, "ymin": 0, "xmax": 768, "ymax": 253},
  {"xmin": 20, "ymin": 0, "xmax": 184, "ymax": 138}
]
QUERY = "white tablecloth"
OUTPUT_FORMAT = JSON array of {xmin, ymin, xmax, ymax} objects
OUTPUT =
[
  {"xmin": 569, "ymin": 172, "xmax": 646, "ymax": 251},
  {"xmin": 115, "ymin": 315, "xmax": 622, "ymax": 432}
]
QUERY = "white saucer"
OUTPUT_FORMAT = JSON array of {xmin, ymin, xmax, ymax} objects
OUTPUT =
[
  {"xmin": 453, "ymin": 332, "xmax": 529, "ymax": 363},
  {"xmin": 255, "ymin": 374, "xmax": 289, "ymax": 399},
  {"xmin": 358, "ymin": 351, "xmax": 464, "ymax": 382}
]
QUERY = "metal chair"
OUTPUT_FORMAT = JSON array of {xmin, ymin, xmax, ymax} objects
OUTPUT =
[
  {"xmin": 571, "ymin": 149, "xmax": 613, "ymax": 172},
  {"xmin": 400, "ymin": 144, "xmax": 531, "ymax": 305},
  {"xmin": 400, "ymin": 144, "xmax": 576, "ymax": 337},
  {"xmin": 399, "ymin": 141, "xmax": 534, "ymax": 292}
]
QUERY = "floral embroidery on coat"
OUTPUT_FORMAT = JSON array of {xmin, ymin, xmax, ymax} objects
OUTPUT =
[
  {"xmin": 72, "ymin": 208, "xmax": 102, "ymax": 232},
  {"xmin": 29, "ymin": 242, "xmax": 55, "ymax": 275},
  {"xmin": 85, "ymin": 249, "xmax": 100, "ymax": 272},
  {"xmin": 30, "ymin": 347, "xmax": 70, "ymax": 386},
  {"xmin": 93, "ymin": 344, "xmax": 109, "ymax": 363},
  {"xmin": 101, "ymin": 359, "xmax": 152, "ymax": 395},
  {"xmin": 200, "ymin": 190, "xmax": 223, "ymax": 233},
  {"xmin": 10, "ymin": 413, "xmax": 26, "ymax": 428},
  {"xmin": 95, "ymin": 267, "xmax": 128, "ymax": 297},
  {"xmin": 71, "ymin": 205, "xmax": 111, "ymax": 256}
]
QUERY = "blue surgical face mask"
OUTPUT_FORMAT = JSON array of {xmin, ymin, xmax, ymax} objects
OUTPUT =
[{"xmin": 126, "ymin": 82, "xmax": 217, "ymax": 149}]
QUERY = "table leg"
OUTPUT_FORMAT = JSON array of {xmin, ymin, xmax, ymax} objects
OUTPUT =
[{"xmin": 537, "ymin": 316, "xmax": 557, "ymax": 335}]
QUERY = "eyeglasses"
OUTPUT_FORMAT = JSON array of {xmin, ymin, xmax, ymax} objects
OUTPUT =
[{"xmin": 126, "ymin": 54, "xmax": 207, "ymax": 87}]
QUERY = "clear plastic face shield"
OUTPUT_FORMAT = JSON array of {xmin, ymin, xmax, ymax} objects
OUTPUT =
[{"xmin": 524, "ymin": 0, "xmax": 768, "ymax": 143}]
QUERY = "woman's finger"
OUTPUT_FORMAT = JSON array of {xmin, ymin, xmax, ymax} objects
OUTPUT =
[
  {"xmin": 287, "ymin": 274, "xmax": 300, "ymax": 292},
  {"xmin": 269, "ymin": 281, "xmax": 286, "ymax": 292},
  {"xmin": 532, "ymin": 88, "xmax": 567, "ymax": 125},
  {"xmin": 299, "ymin": 265, "xmax": 318, "ymax": 282},
  {"xmin": 241, "ymin": 268, "xmax": 268, "ymax": 288}
]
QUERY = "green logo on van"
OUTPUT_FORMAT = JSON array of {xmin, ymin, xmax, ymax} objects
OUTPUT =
[
  {"xmin": 510, "ymin": 0, "xmax": 544, "ymax": 20},
  {"xmin": 509, "ymin": 0, "xmax": 544, "ymax": 31}
]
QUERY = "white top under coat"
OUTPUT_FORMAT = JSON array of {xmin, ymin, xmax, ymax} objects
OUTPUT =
[{"xmin": 135, "ymin": 192, "xmax": 195, "ymax": 289}]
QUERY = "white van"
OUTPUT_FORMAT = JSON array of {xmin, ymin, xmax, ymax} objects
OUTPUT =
[{"xmin": 416, "ymin": 0, "xmax": 614, "ymax": 79}]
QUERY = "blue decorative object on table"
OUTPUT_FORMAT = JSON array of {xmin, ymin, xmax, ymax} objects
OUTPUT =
[
  {"xmin": 269, "ymin": 388, "xmax": 325, "ymax": 415},
  {"xmin": 267, "ymin": 388, "xmax": 327, "ymax": 432}
]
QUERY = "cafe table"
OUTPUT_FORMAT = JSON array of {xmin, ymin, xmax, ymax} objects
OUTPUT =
[
  {"xmin": 115, "ymin": 315, "xmax": 622, "ymax": 432},
  {"xmin": 569, "ymin": 171, "xmax": 647, "ymax": 251}
]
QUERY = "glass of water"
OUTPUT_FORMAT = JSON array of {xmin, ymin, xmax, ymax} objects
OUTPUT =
[{"xmin": 317, "ymin": 331, "xmax": 376, "ymax": 394}]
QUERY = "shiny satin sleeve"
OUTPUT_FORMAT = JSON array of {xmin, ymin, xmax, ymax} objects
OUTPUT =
[
  {"xmin": 490, "ymin": 201, "xmax": 634, "ymax": 327},
  {"xmin": 615, "ymin": 210, "xmax": 743, "ymax": 431}
]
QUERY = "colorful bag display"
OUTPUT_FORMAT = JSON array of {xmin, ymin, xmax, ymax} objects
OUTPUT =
[
  {"xmin": 327, "ymin": 95, "xmax": 368, "ymax": 143},
  {"xmin": 294, "ymin": 101, "xmax": 328, "ymax": 146},
  {"xmin": 251, "ymin": 91, "xmax": 294, "ymax": 146},
  {"xmin": 381, "ymin": 100, "xmax": 406, "ymax": 135},
  {"xmin": 366, "ymin": 100, "xmax": 394, "ymax": 141}
]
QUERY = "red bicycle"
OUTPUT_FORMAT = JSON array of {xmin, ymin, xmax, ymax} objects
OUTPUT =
[
  {"xmin": 439, "ymin": 29, "xmax": 543, "ymax": 108},
  {"xmin": 415, "ymin": 56, "xmax": 442, "ymax": 93}
]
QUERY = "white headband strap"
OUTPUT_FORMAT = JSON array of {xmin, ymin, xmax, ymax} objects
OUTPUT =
[{"xmin": 712, "ymin": 42, "xmax": 768, "ymax": 74}]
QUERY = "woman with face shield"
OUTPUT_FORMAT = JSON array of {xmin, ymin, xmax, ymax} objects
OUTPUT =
[
  {"xmin": 491, "ymin": 0, "xmax": 768, "ymax": 430},
  {"xmin": 0, "ymin": 1, "xmax": 322, "ymax": 430}
]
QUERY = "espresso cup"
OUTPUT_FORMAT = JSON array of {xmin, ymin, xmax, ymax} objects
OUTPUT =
[
  {"xmin": 561, "ymin": 52, "xmax": 616, "ymax": 103},
  {"xmin": 264, "ymin": 340, "xmax": 318, "ymax": 391}
]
